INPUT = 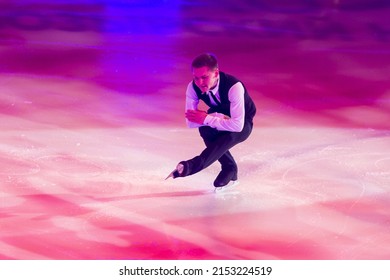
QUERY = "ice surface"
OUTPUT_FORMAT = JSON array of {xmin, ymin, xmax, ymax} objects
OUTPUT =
[{"xmin": 0, "ymin": 0, "xmax": 389, "ymax": 260}]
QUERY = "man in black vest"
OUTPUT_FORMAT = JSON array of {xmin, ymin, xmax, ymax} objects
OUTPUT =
[{"xmin": 167, "ymin": 53, "xmax": 256, "ymax": 188}]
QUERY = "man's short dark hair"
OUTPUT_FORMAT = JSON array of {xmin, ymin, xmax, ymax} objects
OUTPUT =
[{"xmin": 191, "ymin": 53, "xmax": 218, "ymax": 70}]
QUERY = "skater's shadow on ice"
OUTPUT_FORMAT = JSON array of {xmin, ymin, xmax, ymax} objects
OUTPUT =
[{"xmin": 100, "ymin": 190, "xmax": 211, "ymax": 201}]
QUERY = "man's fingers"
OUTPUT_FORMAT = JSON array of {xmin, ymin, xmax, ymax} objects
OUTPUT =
[{"xmin": 185, "ymin": 110, "xmax": 196, "ymax": 117}]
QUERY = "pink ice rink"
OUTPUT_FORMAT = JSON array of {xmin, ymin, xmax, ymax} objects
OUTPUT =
[{"xmin": 0, "ymin": 1, "xmax": 389, "ymax": 260}]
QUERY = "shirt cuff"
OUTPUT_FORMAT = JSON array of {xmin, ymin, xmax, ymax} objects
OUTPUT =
[{"xmin": 203, "ymin": 115, "xmax": 214, "ymax": 126}]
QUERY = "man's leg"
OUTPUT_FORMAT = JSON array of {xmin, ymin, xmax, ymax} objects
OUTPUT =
[
  {"xmin": 213, "ymin": 150, "xmax": 238, "ymax": 187},
  {"xmin": 178, "ymin": 122, "xmax": 253, "ymax": 180},
  {"xmin": 199, "ymin": 126, "xmax": 238, "ymax": 173}
]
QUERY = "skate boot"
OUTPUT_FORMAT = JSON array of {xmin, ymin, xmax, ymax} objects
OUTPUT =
[{"xmin": 213, "ymin": 169, "xmax": 238, "ymax": 188}]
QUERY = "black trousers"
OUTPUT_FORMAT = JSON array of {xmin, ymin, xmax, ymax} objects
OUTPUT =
[{"xmin": 184, "ymin": 121, "xmax": 253, "ymax": 176}]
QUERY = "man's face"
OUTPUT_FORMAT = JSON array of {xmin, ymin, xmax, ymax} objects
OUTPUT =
[{"xmin": 192, "ymin": 66, "xmax": 219, "ymax": 93}]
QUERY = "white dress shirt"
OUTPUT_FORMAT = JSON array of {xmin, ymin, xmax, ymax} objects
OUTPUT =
[{"xmin": 185, "ymin": 77, "xmax": 245, "ymax": 132}]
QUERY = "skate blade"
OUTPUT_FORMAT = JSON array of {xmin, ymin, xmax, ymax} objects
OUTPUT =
[
  {"xmin": 165, "ymin": 169, "xmax": 176, "ymax": 180},
  {"xmin": 214, "ymin": 180, "xmax": 239, "ymax": 193}
]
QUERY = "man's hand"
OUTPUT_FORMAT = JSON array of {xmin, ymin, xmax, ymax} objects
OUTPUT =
[{"xmin": 185, "ymin": 109, "xmax": 207, "ymax": 124}]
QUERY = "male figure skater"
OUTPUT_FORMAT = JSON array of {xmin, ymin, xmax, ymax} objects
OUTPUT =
[{"xmin": 167, "ymin": 53, "xmax": 256, "ymax": 188}]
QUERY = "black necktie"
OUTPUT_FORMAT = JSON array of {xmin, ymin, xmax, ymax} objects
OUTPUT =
[{"xmin": 209, "ymin": 91, "xmax": 221, "ymax": 105}]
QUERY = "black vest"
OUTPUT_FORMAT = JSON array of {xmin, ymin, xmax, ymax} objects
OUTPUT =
[{"xmin": 192, "ymin": 72, "xmax": 256, "ymax": 122}]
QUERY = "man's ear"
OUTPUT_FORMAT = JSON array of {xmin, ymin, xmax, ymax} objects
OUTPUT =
[{"xmin": 214, "ymin": 68, "xmax": 219, "ymax": 77}]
